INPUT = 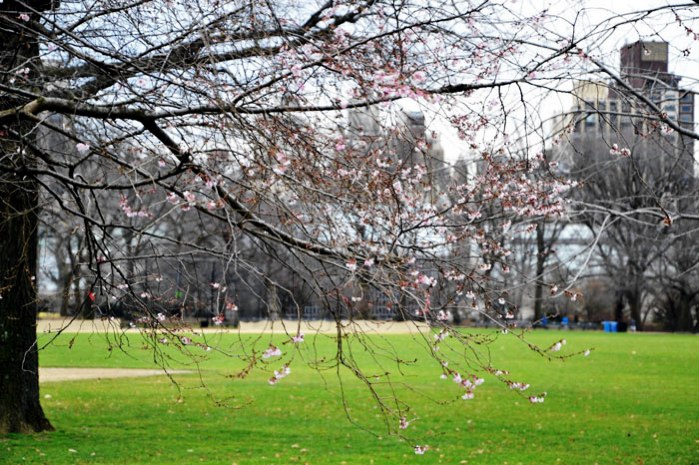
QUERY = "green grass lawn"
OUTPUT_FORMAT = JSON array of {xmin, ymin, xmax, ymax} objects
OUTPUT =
[{"xmin": 2, "ymin": 328, "xmax": 698, "ymax": 464}]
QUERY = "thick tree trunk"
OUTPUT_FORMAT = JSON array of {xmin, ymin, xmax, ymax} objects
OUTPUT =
[
  {"xmin": 628, "ymin": 283, "xmax": 643, "ymax": 332},
  {"xmin": 0, "ymin": 179, "xmax": 54, "ymax": 433},
  {"xmin": 613, "ymin": 291, "xmax": 624, "ymax": 322},
  {"xmin": 59, "ymin": 244, "xmax": 81, "ymax": 317},
  {"xmin": 676, "ymin": 290, "xmax": 695, "ymax": 333},
  {"xmin": 59, "ymin": 272, "xmax": 72, "ymax": 317},
  {"xmin": 0, "ymin": 0, "xmax": 55, "ymax": 433},
  {"xmin": 533, "ymin": 221, "xmax": 546, "ymax": 321}
]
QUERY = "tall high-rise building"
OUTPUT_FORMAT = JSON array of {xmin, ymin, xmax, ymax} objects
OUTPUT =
[
  {"xmin": 620, "ymin": 41, "xmax": 677, "ymax": 88},
  {"xmin": 619, "ymin": 41, "xmax": 694, "ymax": 140},
  {"xmin": 553, "ymin": 40, "xmax": 695, "ymax": 179}
]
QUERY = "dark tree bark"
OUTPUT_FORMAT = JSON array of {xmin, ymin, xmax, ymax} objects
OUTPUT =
[
  {"xmin": 676, "ymin": 291, "xmax": 697, "ymax": 333},
  {"xmin": 0, "ymin": 175, "xmax": 53, "ymax": 433},
  {"xmin": 533, "ymin": 221, "xmax": 546, "ymax": 321},
  {"xmin": 627, "ymin": 282, "xmax": 643, "ymax": 331},
  {"xmin": 0, "ymin": 0, "xmax": 55, "ymax": 433},
  {"xmin": 613, "ymin": 291, "xmax": 624, "ymax": 323}
]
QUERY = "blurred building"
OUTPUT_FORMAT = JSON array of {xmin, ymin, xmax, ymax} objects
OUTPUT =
[
  {"xmin": 346, "ymin": 103, "xmax": 448, "ymax": 194},
  {"xmin": 553, "ymin": 40, "xmax": 695, "ymax": 180}
]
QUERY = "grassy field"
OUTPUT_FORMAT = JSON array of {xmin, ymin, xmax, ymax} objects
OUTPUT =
[{"xmin": 2, "ymin": 328, "xmax": 698, "ymax": 465}]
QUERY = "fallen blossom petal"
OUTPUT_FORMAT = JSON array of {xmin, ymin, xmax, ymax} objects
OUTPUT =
[{"xmin": 414, "ymin": 445, "xmax": 429, "ymax": 455}]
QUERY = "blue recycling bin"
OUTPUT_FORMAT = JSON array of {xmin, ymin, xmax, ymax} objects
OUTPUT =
[{"xmin": 603, "ymin": 321, "xmax": 618, "ymax": 332}]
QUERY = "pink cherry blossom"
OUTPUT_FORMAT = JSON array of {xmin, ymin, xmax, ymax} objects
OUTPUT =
[
  {"xmin": 273, "ymin": 365, "xmax": 291, "ymax": 380},
  {"xmin": 183, "ymin": 191, "xmax": 196, "ymax": 203},
  {"xmin": 263, "ymin": 345, "xmax": 282, "ymax": 358}
]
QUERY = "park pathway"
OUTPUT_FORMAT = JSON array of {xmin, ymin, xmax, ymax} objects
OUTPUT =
[{"xmin": 39, "ymin": 368, "xmax": 191, "ymax": 383}]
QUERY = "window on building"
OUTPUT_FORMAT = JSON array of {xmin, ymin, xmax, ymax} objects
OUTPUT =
[{"xmin": 585, "ymin": 113, "xmax": 596, "ymax": 127}]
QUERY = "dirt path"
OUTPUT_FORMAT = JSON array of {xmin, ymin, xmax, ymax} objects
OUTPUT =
[
  {"xmin": 39, "ymin": 368, "xmax": 191, "ymax": 383},
  {"xmin": 36, "ymin": 318, "xmax": 432, "ymax": 335}
]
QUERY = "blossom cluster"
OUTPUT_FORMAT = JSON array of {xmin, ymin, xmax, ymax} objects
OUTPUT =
[
  {"xmin": 548, "ymin": 339, "xmax": 567, "ymax": 352},
  {"xmin": 449, "ymin": 372, "xmax": 485, "ymax": 400},
  {"xmin": 262, "ymin": 345, "xmax": 282, "ymax": 359},
  {"xmin": 119, "ymin": 196, "xmax": 151, "ymax": 218},
  {"xmin": 268, "ymin": 365, "xmax": 291, "ymax": 385},
  {"xmin": 609, "ymin": 144, "xmax": 632, "ymax": 157}
]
